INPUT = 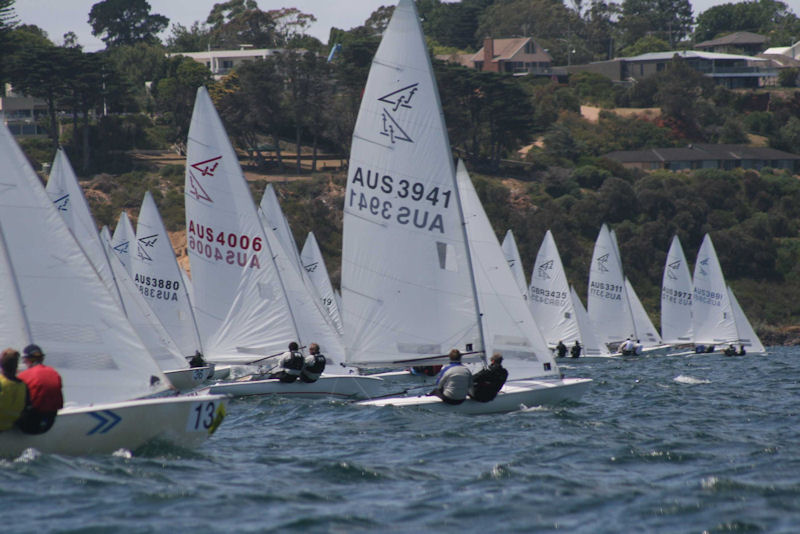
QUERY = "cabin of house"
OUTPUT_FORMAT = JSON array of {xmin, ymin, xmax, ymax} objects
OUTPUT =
[
  {"xmin": 567, "ymin": 50, "xmax": 775, "ymax": 89},
  {"xmin": 168, "ymin": 47, "xmax": 292, "ymax": 78},
  {"xmin": 763, "ymin": 40, "xmax": 800, "ymax": 61},
  {"xmin": 603, "ymin": 144, "xmax": 800, "ymax": 173},
  {"xmin": 437, "ymin": 37, "xmax": 553, "ymax": 75},
  {"xmin": 0, "ymin": 83, "xmax": 48, "ymax": 136},
  {"xmin": 695, "ymin": 32, "xmax": 767, "ymax": 56}
]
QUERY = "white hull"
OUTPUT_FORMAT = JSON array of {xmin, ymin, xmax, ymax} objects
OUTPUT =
[
  {"xmin": 206, "ymin": 374, "xmax": 384, "ymax": 399},
  {"xmin": 0, "ymin": 395, "xmax": 227, "ymax": 457},
  {"xmin": 357, "ymin": 377, "xmax": 592, "ymax": 414},
  {"xmin": 164, "ymin": 366, "xmax": 215, "ymax": 391}
]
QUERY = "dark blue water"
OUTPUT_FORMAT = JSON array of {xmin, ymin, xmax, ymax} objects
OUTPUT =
[{"xmin": 3, "ymin": 347, "xmax": 799, "ymax": 533}]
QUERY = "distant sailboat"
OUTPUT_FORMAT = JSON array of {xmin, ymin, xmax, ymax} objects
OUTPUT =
[
  {"xmin": 0, "ymin": 125, "xmax": 226, "ymax": 456},
  {"xmin": 344, "ymin": 0, "xmax": 589, "ymax": 411},
  {"xmin": 301, "ymin": 231, "xmax": 344, "ymax": 334},
  {"xmin": 692, "ymin": 234, "xmax": 765, "ymax": 353},
  {"xmin": 661, "ymin": 235, "xmax": 693, "ymax": 345},
  {"xmin": 111, "ymin": 210, "xmax": 136, "ymax": 275},
  {"xmin": 501, "ymin": 229, "xmax": 528, "ymax": 297}
]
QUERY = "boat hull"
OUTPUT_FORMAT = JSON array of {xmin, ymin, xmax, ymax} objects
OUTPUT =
[
  {"xmin": 357, "ymin": 377, "xmax": 592, "ymax": 414},
  {"xmin": 206, "ymin": 374, "xmax": 384, "ymax": 399},
  {"xmin": 164, "ymin": 366, "xmax": 215, "ymax": 391},
  {"xmin": 0, "ymin": 395, "xmax": 227, "ymax": 457}
]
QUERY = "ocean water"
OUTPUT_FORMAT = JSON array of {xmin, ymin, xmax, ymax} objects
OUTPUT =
[{"xmin": 3, "ymin": 347, "xmax": 799, "ymax": 533}]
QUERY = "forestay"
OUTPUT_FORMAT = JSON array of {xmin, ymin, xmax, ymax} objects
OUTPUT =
[
  {"xmin": 0, "ymin": 122, "xmax": 170, "ymax": 405},
  {"xmin": 342, "ymin": 0, "xmax": 478, "ymax": 368},
  {"xmin": 501, "ymin": 230, "xmax": 528, "ymax": 297},
  {"xmin": 692, "ymin": 234, "xmax": 737, "ymax": 346},
  {"xmin": 661, "ymin": 235, "xmax": 693, "ymax": 345},
  {"xmin": 588, "ymin": 224, "xmax": 636, "ymax": 345},
  {"xmin": 456, "ymin": 161, "xmax": 557, "ymax": 379},
  {"xmin": 133, "ymin": 191, "xmax": 203, "ymax": 356}
]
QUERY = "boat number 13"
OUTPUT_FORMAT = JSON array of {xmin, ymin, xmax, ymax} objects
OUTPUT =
[{"xmin": 188, "ymin": 400, "xmax": 225, "ymax": 434}]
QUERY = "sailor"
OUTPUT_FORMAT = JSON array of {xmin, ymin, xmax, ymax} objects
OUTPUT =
[
  {"xmin": 189, "ymin": 351, "xmax": 206, "ymax": 368},
  {"xmin": 570, "ymin": 340, "xmax": 582, "ymax": 358},
  {"xmin": 724, "ymin": 344, "xmax": 737, "ymax": 357},
  {"xmin": 469, "ymin": 352, "xmax": 508, "ymax": 402},
  {"xmin": 621, "ymin": 338, "xmax": 635, "ymax": 356},
  {"xmin": 299, "ymin": 343, "xmax": 326, "ymax": 383},
  {"xmin": 695, "ymin": 344, "xmax": 706, "ymax": 354},
  {"xmin": 16, "ymin": 344, "xmax": 64, "ymax": 434},
  {"xmin": 429, "ymin": 349, "xmax": 472, "ymax": 405},
  {"xmin": 556, "ymin": 340, "xmax": 568, "ymax": 358},
  {"xmin": 738, "ymin": 344, "xmax": 747, "ymax": 356},
  {"xmin": 269, "ymin": 342, "xmax": 305, "ymax": 383},
  {"xmin": 410, "ymin": 365, "xmax": 442, "ymax": 377},
  {"xmin": 634, "ymin": 339, "xmax": 643, "ymax": 356},
  {"xmin": 0, "ymin": 348, "xmax": 29, "ymax": 432}
]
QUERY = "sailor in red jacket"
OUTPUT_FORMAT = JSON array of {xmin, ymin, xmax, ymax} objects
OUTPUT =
[{"xmin": 17, "ymin": 344, "xmax": 63, "ymax": 434}]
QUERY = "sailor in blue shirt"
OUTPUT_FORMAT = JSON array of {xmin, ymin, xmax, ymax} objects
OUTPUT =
[{"xmin": 429, "ymin": 349, "xmax": 472, "ymax": 405}]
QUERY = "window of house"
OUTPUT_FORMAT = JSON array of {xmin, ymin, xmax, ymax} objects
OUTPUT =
[
  {"xmin": 222, "ymin": 60, "xmax": 233, "ymax": 69},
  {"xmin": 525, "ymin": 41, "xmax": 534, "ymax": 54}
]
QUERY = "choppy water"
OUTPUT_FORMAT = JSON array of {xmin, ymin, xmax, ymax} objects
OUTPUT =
[{"xmin": 3, "ymin": 347, "xmax": 799, "ymax": 533}]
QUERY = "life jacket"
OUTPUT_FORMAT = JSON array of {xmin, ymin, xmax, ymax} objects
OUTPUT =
[
  {"xmin": 0, "ymin": 374, "xmax": 27, "ymax": 431},
  {"xmin": 283, "ymin": 351, "xmax": 305, "ymax": 375},
  {"xmin": 300, "ymin": 354, "xmax": 326, "ymax": 383}
]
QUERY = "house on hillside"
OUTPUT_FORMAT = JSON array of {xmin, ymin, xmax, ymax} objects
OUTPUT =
[
  {"xmin": 603, "ymin": 144, "xmax": 800, "ymax": 173},
  {"xmin": 567, "ymin": 50, "xmax": 776, "ymax": 88},
  {"xmin": 436, "ymin": 37, "xmax": 554, "ymax": 76},
  {"xmin": 0, "ymin": 83, "xmax": 48, "ymax": 136},
  {"xmin": 763, "ymin": 40, "xmax": 800, "ymax": 60},
  {"xmin": 695, "ymin": 32, "xmax": 767, "ymax": 56},
  {"xmin": 168, "ymin": 46, "xmax": 296, "ymax": 79}
]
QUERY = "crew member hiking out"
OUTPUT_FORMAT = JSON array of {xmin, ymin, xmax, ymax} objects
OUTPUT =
[
  {"xmin": 469, "ymin": 353, "xmax": 508, "ymax": 402},
  {"xmin": 17, "ymin": 344, "xmax": 63, "ymax": 434},
  {"xmin": 0, "ymin": 348, "xmax": 28, "ymax": 432},
  {"xmin": 428, "ymin": 349, "xmax": 472, "ymax": 405},
  {"xmin": 299, "ymin": 343, "xmax": 326, "ymax": 383},
  {"xmin": 269, "ymin": 342, "xmax": 305, "ymax": 383}
]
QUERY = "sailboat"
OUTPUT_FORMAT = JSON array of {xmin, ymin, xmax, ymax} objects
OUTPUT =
[
  {"xmin": 344, "ymin": 0, "xmax": 589, "ymax": 412},
  {"xmin": 691, "ymin": 234, "xmax": 765, "ymax": 353},
  {"xmin": 501, "ymin": 230, "xmax": 529, "ymax": 297},
  {"xmin": 45, "ymin": 149, "xmax": 208, "ymax": 390},
  {"xmin": 588, "ymin": 224, "xmax": 665, "ymax": 354},
  {"xmin": 301, "ymin": 231, "xmax": 344, "ymax": 334},
  {"xmin": 529, "ymin": 230, "xmax": 609, "ymax": 356},
  {"xmin": 0, "ymin": 125, "xmax": 226, "ymax": 456},
  {"xmin": 111, "ymin": 210, "xmax": 136, "ymax": 275},
  {"xmin": 183, "ymin": 87, "xmax": 382, "ymax": 399},
  {"xmin": 661, "ymin": 235, "xmax": 693, "ymax": 346}
]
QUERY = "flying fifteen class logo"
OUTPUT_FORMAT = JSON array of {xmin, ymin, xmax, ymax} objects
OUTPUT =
[
  {"xmin": 304, "ymin": 262, "xmax": 318, "ymax": 273},
  {"xmin": 53, "ymin": 193, "xmax": 70, "ymax": 212},
  {"xmin": 377, "ymin": 83, "xmax": 418, "ymax": 144},
  {"xmin": 537, "ymin": 259, "xmax": 553, "ymax": 280},
  {"xmin": 137, "ymin": 234, "xmax": 158, "ymax": 262},
  {"xmin": 187, "ymin": 156, "xmax": 221, "ymax": 202},
  {"xmin": 113, "ymin": 241, "xmax": 129, "ymax": 256},
  {"xmin": 698, "ymin": 257, "xmax": 709, "ymax": 277},
  {"xmin": 596, "ymin": 253, "xmax": 609, "ymax": 273},
  {"xmin": 667, "ymin": 259, "xmax": 681, "ymax": 280}
]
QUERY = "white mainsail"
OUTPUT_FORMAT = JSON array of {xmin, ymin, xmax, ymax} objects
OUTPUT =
[
  {"xmin": 626, "ymin": 277, "xmax": 663, "ymax": 347},
  {"xmin": 661, "ymin": 235, "xmax": 693, "ymax": 344},
  {"xmin": 341, "ymin": 0, "xmax": 479, "ymax": 368},
  {"xmin": 529, "ymin": 230, "xmax": 581, "ymax": 347},
  {"xmin": 301, "ymin": 231, "xmax": 344, "ymax": 334},
  {"xmin": 185, "ymin": 87, "xmax": 345, "ymax": 364},
  {"xmin": 133, "ymin": 191, "xmax": 203, "ymax": 356},
  {"xmin": 588, "ymin": 224, "xmax": 636, "ymax": 346},
  {"xmin": 456, "ymin": 161, "xmax": 558, "ymax": 379},
  {"xmin": 0, "ymin": 122, "xmax": 170, "ymax": 405},
  {"xmin": 727, "ymin": 286, "xmax": 765, "ymax": 353},
  {"xmin": 569, "ymin": 286, "xmax": 609, "ymax": 356},
  {"xmin": 692, "ymin": 234, "xmax": 737, "ymax": 346},
  {"xmin": 501, "ymin": 229, "xmax": 528, "ymax": 297},
  {"xmin": 111, "ymin": 210, "xmax": 136, "ymax": 276}
]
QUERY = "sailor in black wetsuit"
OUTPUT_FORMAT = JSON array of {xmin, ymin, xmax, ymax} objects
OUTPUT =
[
  {"xmin": 269, "ymin": 342, "xmax": 305, "ymax": 383},
  {"xmin": 299, "ymin": 343, "xmax": 326, "ymax": 383},
  {"xmin": 469, "ymin": 353, "xmax": 508, "ymax": 402}
]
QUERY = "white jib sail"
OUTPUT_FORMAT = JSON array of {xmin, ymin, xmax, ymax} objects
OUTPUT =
[
  {"xmin": 456, "ymin": 161, "xmax": 558, "ymax": 379},
  {"xmin": 529, "ymin": 229, "xmax": 580, "ymax": 347},
  {"xmin": 727, "ymin": 286, "xmax": 765, "ymax": 353},
  {"xmin": 570, "ymin": 286, "xmax": 610, "ymax": 356},
  {"xmin": 588, "ymin": 224, "xmax": 636, "ymax": 346},
  {"xmin": 301, "ymin": 231, "xmax": 344, "ymax": 334},
  {"xmin": 111, "ymin": 210, "xmax": 136, "ymax": 276},
  {"xmin": 133, "ymin": 191, "xmax": 203, "ymax": 356},
  {"xmin": 692, "ymin": 234, "xmax": 737, "ymax": 345},
  {"xmin": 45, "ymin": 148, "xmax": 123, "ymax": 309},
  {"xmin": 100, "ymin": 226, "xmax": 188, "ymax": 370},
  {"xmin": 342, "ymin": 0, "xmax": 479, "ymax": 367},
  {"xmin": 661, "ymin": 235, "xmax": 693, "ymax": 345},
  {"xmin": 0, "ymin": 122, "xmax": 170, "ymax": 405},
  {"xmin": 501, "ymin": 229, "xmax": 528, "ymax": 297},
  {"xmin": 625, "ymin": 277, "xmax": 663, "ymax": 347},
  {"xmin": 258, "ymin": 184, "xmax": 303, "ymax": 273}
]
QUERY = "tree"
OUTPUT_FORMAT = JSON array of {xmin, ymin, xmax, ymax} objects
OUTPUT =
[
  {"xmin": 619, "ymin": 34, "xmax": 670, "ymax": 57},
  {"xmin": 89, "ymin": 0, "xmax": 168, "ymax": 47},
  {"xmin": 206, "ymin": 0, "xmax": 277, "ymax": 49},
  {"xmin": 0, "ymin": 0, "xmax": 17, "ymax": 84},
  {"xmin": 694, "ymin": 0, "xmax": 800, "ymax": 44},
  {"xmin": 619, "ymin": 0, "xmax": 693, "ymax": 49},
  {"xmin": 166, "ymin": 22, "xmax": 210, "ymax": 52},
  {"xmin": 151, "ymin": 57, "xmax": 212, "ymax": 150}
]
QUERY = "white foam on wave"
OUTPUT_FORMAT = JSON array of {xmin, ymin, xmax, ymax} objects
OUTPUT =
[{"xmin": 673, "ymin": 375, "xmax": 711, "ymax": 385}]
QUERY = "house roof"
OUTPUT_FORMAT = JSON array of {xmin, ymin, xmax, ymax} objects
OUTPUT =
[
  {"xmin": 696, "ymin": 32, "xmax": 767, "ymax": 49},
  {"xmin": 757, "ymin": 53, "xmax": 800, "ymax": 68},
  {"xmin": 622, "ymin": 50, "xmax": 766, "ymax": 62},
  {"xmin": 471, "ymin": 38, "xmax": 552, "ymax": 63},
  {"xmin": 604, "ymin": 144, "xmax": 800, "ymax": 163}
]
